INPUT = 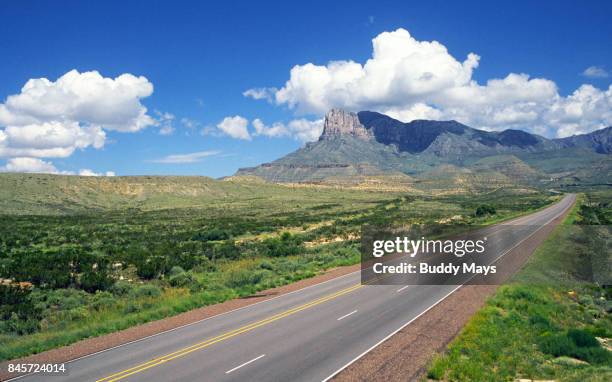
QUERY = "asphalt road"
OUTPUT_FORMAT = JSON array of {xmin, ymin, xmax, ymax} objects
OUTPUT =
[{"xmin": 13, "ymin": 194, "xmax": 575, "ymax": 382}]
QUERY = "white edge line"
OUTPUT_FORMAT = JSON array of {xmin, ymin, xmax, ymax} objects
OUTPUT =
[
  {"xmin": 225, "ymin": 354, "xmax": 265, "ymax": 374},
  {"xmin": 321, "ymin": 285, "xmax": 461, "ymax": 382},
  {"xmin": 337, "ymin": 310, "xmax": 358, "ymax": 321},
  {"xmin": 321, "ymin": 195, "xmax": 574, "ymax": 382},
  {"xmin": 5, "ymin": 269, "xmax": 360, "ymax": 381}
]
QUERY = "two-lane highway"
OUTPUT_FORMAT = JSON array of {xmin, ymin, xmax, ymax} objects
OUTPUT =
[{"xmin": 13, "ymin": 194, "xmax": 575, "ymax": 382}]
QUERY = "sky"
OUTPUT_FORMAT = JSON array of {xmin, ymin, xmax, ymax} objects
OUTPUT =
[{"xmin": 0, "ymin": 0, "xmax": 611, "ymax": 177}]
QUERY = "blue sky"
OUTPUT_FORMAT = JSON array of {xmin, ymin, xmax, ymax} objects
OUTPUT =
[{"xmin": 0, "ymin": 0, "xmax": 611, "ymax": 177}]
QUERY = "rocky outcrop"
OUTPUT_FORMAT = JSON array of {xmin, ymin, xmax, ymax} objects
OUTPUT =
[{"xmin": 319, "ymin": 109, "xmax": 372, "ymax": 141}]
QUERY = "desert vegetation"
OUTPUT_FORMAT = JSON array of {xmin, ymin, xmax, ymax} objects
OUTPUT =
[{"xmin": 0, "ymin": 174, "xmax": 559, "ymax": 361}]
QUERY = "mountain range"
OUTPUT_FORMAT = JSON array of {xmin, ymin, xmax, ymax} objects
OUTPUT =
[{"xmin": 236, "ymin": 109, "xmax": 612, "ymax": 190}]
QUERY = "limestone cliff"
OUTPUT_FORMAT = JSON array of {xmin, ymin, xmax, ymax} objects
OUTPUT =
[{"xmin": 319, "ymin": 109, "xmax": 372, "ymax": 141}]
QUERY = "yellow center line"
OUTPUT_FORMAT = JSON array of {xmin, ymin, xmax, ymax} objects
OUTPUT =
[{"xmin": 96, "ymin": 283, "xmax": 363, "ymax": 382}]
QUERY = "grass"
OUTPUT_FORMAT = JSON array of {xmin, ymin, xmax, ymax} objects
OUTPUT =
[{"xmin": 426, "ymin": 192, "xmax": 612, "ymax": 382}]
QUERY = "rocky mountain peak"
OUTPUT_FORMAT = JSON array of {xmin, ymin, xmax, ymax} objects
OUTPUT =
[
  {"xmin": 319, "ymin": 108, "xmax": 372, "ymax": 141},
  {"xmin": 236, "ymin": 109, "xmax": 611, "ymax": 185}
]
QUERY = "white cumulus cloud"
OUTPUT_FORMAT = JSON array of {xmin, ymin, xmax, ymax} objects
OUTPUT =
[
  {"xmin": 0, "ymin": 121, "xmax": 105, "ymax": 158},
  {"xmin": 0, "ymin": 157, "xmax": 115, "ymax": 175},
  {"xmin": 252, "ymin": 118, "xmax": 290, "ymax": 138},
  {"xmin": 546, "ymin": 84, "xmax": 612, "ymax": 137},
  {"xmin": 243, "ymin": 88, "xmax": 276, "ymax": 102},
  {"xmin": 259, "ymin": 28, "xmax": 479, "ymax": 114},
  {"xmin": 0, "ymin": 157, "xmax": 60, "ymax": 173},
  {"xmin": 252, "ymin": 118, "xmax": 323, "ymax": 142},
  {"xmin": 211, "ymin": 116, "xmax": 323, "ymax": 142},
  {"xmin": 0, "ymin": 69, "xmax": 156, "ymax": 160},
  {"xmin": 217, "ymin": 116, "xmax": 251, "ymax": 140},
  {"xmin": 0, "ymin": 69, "xmax": 155, "ymax": 132},
  {"xmin": 246, "ymin": 28, "xmax": 612, "ymax": 137},
  {"xmin": 582, "ymin": 66, "xmax": 609, "ymax": 78},
  {"xmin": 285, "ymin": 119, "xmax": 324, "ymax": 142}
]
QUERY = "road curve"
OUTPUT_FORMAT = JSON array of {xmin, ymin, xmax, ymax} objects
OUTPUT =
[{"xmin": 11, "ymin": 194, "xmax": 576, "ymax": 382}]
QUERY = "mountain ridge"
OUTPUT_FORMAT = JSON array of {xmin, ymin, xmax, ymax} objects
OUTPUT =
[{"xmin": 236, "ymin": 109, "xmax": 612, "ymax": 186}]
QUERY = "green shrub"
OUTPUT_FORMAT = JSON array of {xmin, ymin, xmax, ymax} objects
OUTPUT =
[
  {"xmin": 567, "ymin": 328, "xmax": 599, "ymax": 348},
  {"xmin": 110, "ymin": 281, "xmax": 133, "ymax": 296},
  {"xmin": 123, "ymin": 301, "xmax": 140, "ymax": 314},
  {"xmin": 212, "ymin": 241, "xmax": 240, "ymax": 260},
  {"xmin": 0, "ymin": 313, "xmax": 39, "ymax": 335},
  {"xmin": 475, "ymin": 204, "xmax": 496, "ymax": 216},
  {"xmin": 0, "ymin": 284, "xmax": 40, "ymax": 323},
  {"xmin": 573, "ymin": 346, "xmax": 611, "ymax": 364},
  {"xmin": 578, "ymin": 294, "xmax": 595, "ymax": 306},
  {"xmin": 169, "ymin": 272, "xmax": 193, "ymax": 288},
  {"xmin": 167, "ymin": 266, "xmax": 186, "ymax": 277},
  {"xmin": 224, "ymin": 269, "xmax": 263, "ymax": 289},
  {"xmin": 192, "ymin": 228, "xmax": 230, "ymax": 242},
  {"xmin": 538, "ymin": 333, "xmax": 576, "ymax": 357},
  {"xmin": 90, "ymin": 291, "xmax": 116, "ymax": 311},
  {"xmin": 194, "ymin": 255, "xmax": 215, "ymax": 272},
  {"xmin": 135, "ymin": 255, "xmax": 168, "ymax": 280},
  {"xmin": 31, "ymin": 288, "xmax": 88, "ymax": 311},
  {"xmin": 538, "ymin": 328, "xmax": 610, "ymax": 364},
  {"xmin": 79, "ymin": 271, "xmax": 113, "ymax": 292},
  {"xmin": 0, "ymin": 284, "xmax": 31, "ymax": 306},
  {"xmin": 60, "ymin": 307, "xmax": 90, "ymax": 322},
  {"xmin": 261, "ymin": 233, "xmax": 301, "ymax": 257},
  {"xmin": 129, "ymin": 284, "xmax": 161, "ymax": 298}
]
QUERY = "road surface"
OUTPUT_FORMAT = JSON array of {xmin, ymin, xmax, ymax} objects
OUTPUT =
[{"xmin": 12, "ymin": 194, "xmax": 575, "ymax": 382}]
